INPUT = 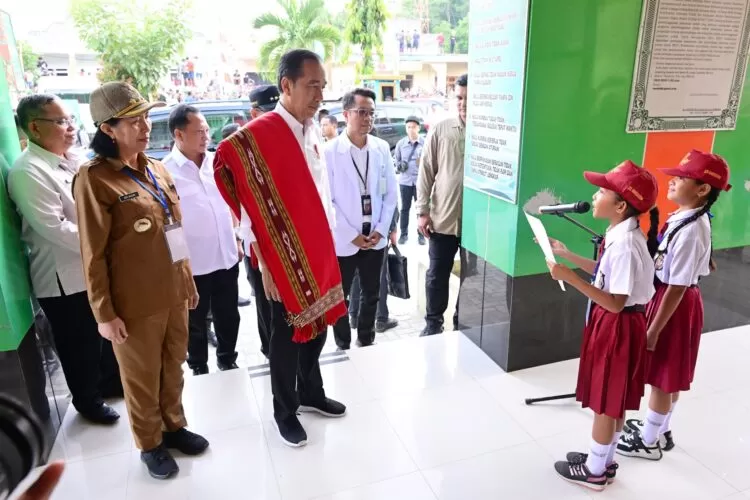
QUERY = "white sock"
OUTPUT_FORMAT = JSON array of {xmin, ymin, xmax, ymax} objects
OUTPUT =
[
  {"xmin": 659, "ymin": 401, "xmax": 677, "ymax": 434},
  {"xmin": 642, "ymin": 409, "xmax": 667, "ymax": 445},
  {"xmin": 585, "ymin": 439, "xmax": 610, "ymax": 476},
  {"xmin": 606, "ymin": 431, "xmax": 621, "ymax": 465}
]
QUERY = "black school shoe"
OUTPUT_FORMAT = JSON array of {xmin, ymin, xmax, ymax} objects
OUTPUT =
[
  {"xmin": 141, "ymin": 444, "xmax": 179, "ymax": 480},
  {"xmin": 624, "ymin": 418, "xmax": 676, "ymax": 451},
  {"xmin": 162, "ymin": 428, "xmax": 210, "ymax": 455},
  {"xmin": 616, "ymin": 432, "xmax": 663, "ymax": 460},
  {"xmin": 299, "ymin": 397, "xmax": 347, "ymax": 418},
  {"xmin": 79, "ymin": 403, "xmax": 120, "ymax": 425},
  {"xmin": 554, "ymin": 460, "xmax": 607, "ymax": 492},
  {"xmin": 274, "ymin": 414, "xmax": 308, "ymax": 447},
  {"xmin": 565, "ymin": 452, "xmax": 619, "ymax": 484}
]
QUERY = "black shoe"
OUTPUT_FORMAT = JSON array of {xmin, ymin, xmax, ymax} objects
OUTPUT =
[
  {"xmin": 553, "ymin": 460, "xmax": 607, "ymax": 491},
  {"xmin": 349, "ymin": 315, "xmax": 358, "ymax": 329},
  {"xmin": 375, "ymin": 318, "xmax": 398, "ymax": 333},
  {"xmin": 141, "ymin": 444, "xmax": 179, "ymax": 480},
  {"xmin": 238, "ymin": 296, "xmax": 251, "ymax": 307},
  {"xmin": 398, "ymin": 235, "xmax": 408, "ymax": 245},
  {"xmin": 616, "ymin": 431, "xmax": 663, "ymax": 460},
  {"xmin": 218, "ymin": 361, "xmax": 239, "ymax": 371},
  {"xmin": 417, "ymin": 233, "xmax": 426, "ymax": 245},
  {"xmin": 207, "ymin": 329, "xmax": 218, "ymax": 348},
  {"xmin": 662, "ymin": 430, "xmax": 675, "ymax": 451},
  {"xmin": 162, "ymin": 428, "xmax": 209, "ymax": 456},
  {"xmin": 299, "ymin": 397, "xmax": 347, "ymax": 418},
  {"xmin": 356, "ymin": 337, "xmax": 376, "ymax": 348},
  {"xmin": 623, "ymin": 418, "xmax": 675, "ymax": 451},
  {"xmin": 192, "ymin": 365, "xmax": 209, "ymax": 376},
  {"xmin": 274, "ymin": 414, "xmax": 308, "ymax": 447},
  {"xmin": 419, "ymin": 325, "xmax": 444, "ymax": 337},
  {"xmin": 79, "ymin": 403, "xmax": 120, "ymax": 425},
  {"xmin": 565, "ymin": 452, "xmax": 618, "ymax": 484}
]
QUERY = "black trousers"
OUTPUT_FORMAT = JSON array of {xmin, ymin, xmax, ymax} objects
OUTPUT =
[
  {"xmin": 245, "ymin": 256, "xmax": 271, "ymax": 356},
  {"xmin": 187, "ymin": 264, "xmax": 240, "ymax": 368},
  {"xmin": 38, "ymin": 290, "xmax": 121, "ymax": 412},
  {"xmin": 349, "ymin": 247, "xmax": 389, "ymax": 322},
  {"xmin": 268, "ymin": 299, "xmax": 327, "ymax": 421},
  {"xmin": 399, "ymin": 184, "xmax": 419, "ymax": 236},
  {"xmin": 333, "ymin": 248, "xmax": 386, "ymax": 348},
  {"xmin": 425, "ymin": 232, "xmax": 463, "ymax": 333}
]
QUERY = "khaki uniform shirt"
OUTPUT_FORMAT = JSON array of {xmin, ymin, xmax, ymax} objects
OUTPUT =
[
  {"xmin": 415, "ymin": 117, "xmax": 465, "ymax": 237},
  {"xmin": 73, "ymin": 154, "xmax": 197, "ymax": 323}
]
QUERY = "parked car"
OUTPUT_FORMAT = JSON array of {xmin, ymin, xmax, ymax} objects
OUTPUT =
[
  {"xmin": 146, "ymin": 100, "xmax": 250, "ymax": 159},
  {"xmin": 322, "ymin": 102, "xmax": 429, "ymax": 150}
]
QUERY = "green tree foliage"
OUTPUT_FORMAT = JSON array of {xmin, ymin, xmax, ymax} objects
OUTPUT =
[
  {"xmin": 18, "ymin": 40, "xmax": 38, "ymax": 76},
  {"xmin": 254, "ymin": 0, "xmax": 341, "ymax": 78},
  {"xmin": 344, "ymin": 0, "xmax": 389, "ymax": 78},
  {"xmin": 70, "ymin": 0, "xmax": 191, "ymax": 98},
  {"xmin": 402, "ymin": 0, "xmax": 469, "ymax": 53}
]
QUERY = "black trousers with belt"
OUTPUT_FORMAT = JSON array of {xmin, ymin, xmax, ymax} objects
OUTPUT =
[
  {"xmin": 268, "ymin": 298, "xmax": 327, "ymax": 421},
  {"xmin": 245, "ymin": 255, "xmax": 271, "ymax": 357},
  {"xmin": 38, "ymin": 290, "xmax": 122, "ymax": 412},
  {"xmin": 333, "ymin": 248, "xmax": 386, "ymax": 348},
  {"xmin": 187, "ymin": 263, "xmax": 240, "ymax": 368}
]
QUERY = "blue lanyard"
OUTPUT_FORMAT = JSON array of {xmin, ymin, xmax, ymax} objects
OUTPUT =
[{"xmin": 123, "ymin": 167, "xmax": 172, "ymax": 222}]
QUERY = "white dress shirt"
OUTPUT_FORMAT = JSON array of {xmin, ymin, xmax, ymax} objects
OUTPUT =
[
  {"xmin": 594, "ymin": 216, "xmax": 655, "ymax": 306},
  {"xmin": 163, "ymin": 147, "xmax": 238, "ymax": 276},
  {"xmin": 325, "ymin": 132, "xmax": 398, "ymax": 257},
  {"xmin": 655, "ymin": 207, "xmax": 711, "ymax": 286},
  {"xmin": 7, "ymin": 143, "xmax": 86, "ymax": 298},
  {"xmin": 238, "ymin": 103, "xmax": 335, "ymax": 256}
]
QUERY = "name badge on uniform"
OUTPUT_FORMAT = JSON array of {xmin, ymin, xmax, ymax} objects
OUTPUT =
[
  {"xmin": 119, "ymin": 192, "xmax": 139, "ymax": 202},
  {"xmin": 164, "ymin": 222, "xmax": 190, "ymax": 263}
]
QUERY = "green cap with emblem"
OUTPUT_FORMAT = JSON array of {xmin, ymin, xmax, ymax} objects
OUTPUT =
[{"xmin": 90, "ymin": 82, "xmax": 166, "ymax": 125}]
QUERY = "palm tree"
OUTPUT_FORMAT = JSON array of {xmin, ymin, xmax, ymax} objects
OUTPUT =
[{"xmin": 254, "ymin": 0, "xmax": 342, "ymax": 78}]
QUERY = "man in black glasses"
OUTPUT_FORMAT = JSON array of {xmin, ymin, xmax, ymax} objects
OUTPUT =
[
  {"xmin": 323, "ymin": 88, "xmax": 398, "ymax": 349},
  {"xmin": 8, "ymin": 94, "xmax": 123, "ymax": 424}
]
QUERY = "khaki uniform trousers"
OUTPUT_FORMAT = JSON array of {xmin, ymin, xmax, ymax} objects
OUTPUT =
[{"xmin": 113, "ymin": 302, "xmax": 189, "ymax": 450}]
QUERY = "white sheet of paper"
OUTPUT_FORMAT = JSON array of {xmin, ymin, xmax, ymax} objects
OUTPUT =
[{"xmin": 524, "ymin": 212, "xmax": 565, "ymax": 291}]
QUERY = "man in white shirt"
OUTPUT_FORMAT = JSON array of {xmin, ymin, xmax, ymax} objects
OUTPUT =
[
  {"xmin": 8, "ymin": 94, "xmax": 121, "ymax": 424},
  {"xmin": 163, "ymin": 105, "xmax": 242, "ymax": 375},
  {"xmin": 217, "ymin": 49, "xmax": 346, "ymax": 448},
  {"xmin": 324, "ymin": 88, "xmax": 398, "ymax": 349}
]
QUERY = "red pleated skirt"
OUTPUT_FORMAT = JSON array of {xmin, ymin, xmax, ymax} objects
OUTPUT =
[
  {"xmin": 645, "ymin": 281, "xmax": 704, "ymax": 393},
  {"xmin": 576, "ymin": 304, "xmax": 648, "ymax": 419}
]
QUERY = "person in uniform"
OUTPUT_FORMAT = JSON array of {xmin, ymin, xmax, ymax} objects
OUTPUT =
[{"xmin": 73, "ymin": 82, "xmax": 208, "ymax": 480}]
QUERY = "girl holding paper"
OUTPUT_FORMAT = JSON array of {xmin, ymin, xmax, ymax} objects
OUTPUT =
[{"xmin": 539, "ymin": 160, "xmax": 659, "ymax": 491}]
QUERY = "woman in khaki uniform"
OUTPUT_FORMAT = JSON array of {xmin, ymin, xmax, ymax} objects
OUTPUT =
[{"xmin": 73, "ymin": 82, "xmax": 208, "ymax": 480}]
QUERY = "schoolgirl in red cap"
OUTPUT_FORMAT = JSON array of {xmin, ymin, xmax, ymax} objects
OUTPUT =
[
  {"xmin": 541, "ymin": 160, "xmax": 659, "ymax": 491},
  {"xmin": 617, "ymin": 150, "xmax": 732, "ymax": 460}
]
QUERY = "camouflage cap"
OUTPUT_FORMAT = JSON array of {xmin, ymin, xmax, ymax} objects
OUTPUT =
[{"xmin": 90, "ymin": 82, "xmax": 165, "ymax": 125}]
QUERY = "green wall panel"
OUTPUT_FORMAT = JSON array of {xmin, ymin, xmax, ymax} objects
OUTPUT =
[{"xmin": 462, "ymin": 187, "xmax": 491, "ymax": 261}]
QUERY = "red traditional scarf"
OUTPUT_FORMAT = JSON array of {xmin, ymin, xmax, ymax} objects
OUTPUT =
[{"xmin": 213, "ymin": 112, "xmax": 346, "ymax": 342}]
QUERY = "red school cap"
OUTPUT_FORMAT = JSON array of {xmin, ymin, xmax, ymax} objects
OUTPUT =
[
  {"xmin": 660, "ymin": 150, "xmax": 732, "ymax": 191},
  {"xmin": 583, "ymin": 160, "xmax": 659, "ymax": 213}
]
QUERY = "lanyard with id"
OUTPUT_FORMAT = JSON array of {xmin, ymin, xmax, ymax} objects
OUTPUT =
[
  {"xmin": 123, "ymin": 167, "xmax": 190, "ymax": 264},
  {"xmin": 351, "ymin": 152, "xmax": 372, "ymax": 232}
]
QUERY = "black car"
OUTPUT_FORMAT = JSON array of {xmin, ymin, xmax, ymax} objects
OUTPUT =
[
  {"xmin": 320, "ymin": 102, "xmax": 429, "ymax": 150},
  {"xmin": 146, "ymin": 100, "xmax": 251, "ymax": 159}
]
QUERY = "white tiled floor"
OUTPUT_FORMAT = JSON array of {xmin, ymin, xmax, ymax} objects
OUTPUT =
[{"xmin": 47, "ymin": 326, "xmax": 750, "ymax": 499}]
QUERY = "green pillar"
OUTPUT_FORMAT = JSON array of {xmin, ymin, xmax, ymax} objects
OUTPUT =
[{"xmin": 0, "ymin": 58, "xmax": 34, "ymax": 351}]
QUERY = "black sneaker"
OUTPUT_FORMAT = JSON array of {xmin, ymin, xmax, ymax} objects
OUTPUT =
[
  {"xmin": 624, "ymin": 418, "xmax": 675, "ymax": 451},
  {"xmin": 398, "ymin": 235, "xmax": 408, "ymax": 245},
  {"xmin": 79, "ymin": 403, "xmax": 120, "ymax": 425},
  {"xmin": 554, "ymin": 460, "xmax": 607, "ymax": 491},
  {"xmin": 617, "ymin": 431, "xmax": 663, "ymax": 460},
  {"xmin": 565, "ymin": 452, "xmax": 618, "ymax": 484},
  {"xmin": 192, "ymin": 365, "xmax": 209, "ymax": 376},
  {"xmin": 417, "ymin": 233, "xmax": 426, "ymax": 245},
  {"xmin": 274, "ymin": 414, "xmax": 308, "ymax": 447},
  {"xmin": 162, "ymin": 428, "xmax": 209, "ymax": 456},
  {"xmin": 419, "ymin": 325, "xmax": 444, "ymax": 337},
  {"xmin": 299, "ymin": 397, "xmax": 347, "ymax": 418},
  {"xmin": 217, "ymin": 361, "xmax": 239, "ymax": 371},
  {"xmin": 141, "ymin": 444, "xmax": 179, "ymax": 480},
  {"xmin": 375, "ymin": 318, "xmax": 398, "ymax": 333}
]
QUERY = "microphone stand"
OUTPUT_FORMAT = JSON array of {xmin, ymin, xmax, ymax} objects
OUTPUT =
[{"xmin": 524, "ymin": 211, "xmax": 604, "ymax": 405}]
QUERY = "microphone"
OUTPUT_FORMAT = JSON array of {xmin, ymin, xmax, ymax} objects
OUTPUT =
[{"xmin": 538, "ymin": 201, "xmax": 591, "ymax": 215}]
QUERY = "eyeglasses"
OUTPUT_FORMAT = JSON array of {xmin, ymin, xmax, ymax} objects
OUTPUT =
[
  {"xmin": 34, "ymin": 117, "xmax": 76, "ymax": 127},
  {"xmin": 348, "ymin": 108, "xmax": 375, "ymax": 118}
]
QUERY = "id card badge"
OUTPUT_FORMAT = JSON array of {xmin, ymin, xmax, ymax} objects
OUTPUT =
[
  {"xmin": 361, "ymin": 195, "xmax": 372, "ymax": 216},
  {"xmin": 164, "ymin": 222, "xmax": 190, "ymax": 263}
]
